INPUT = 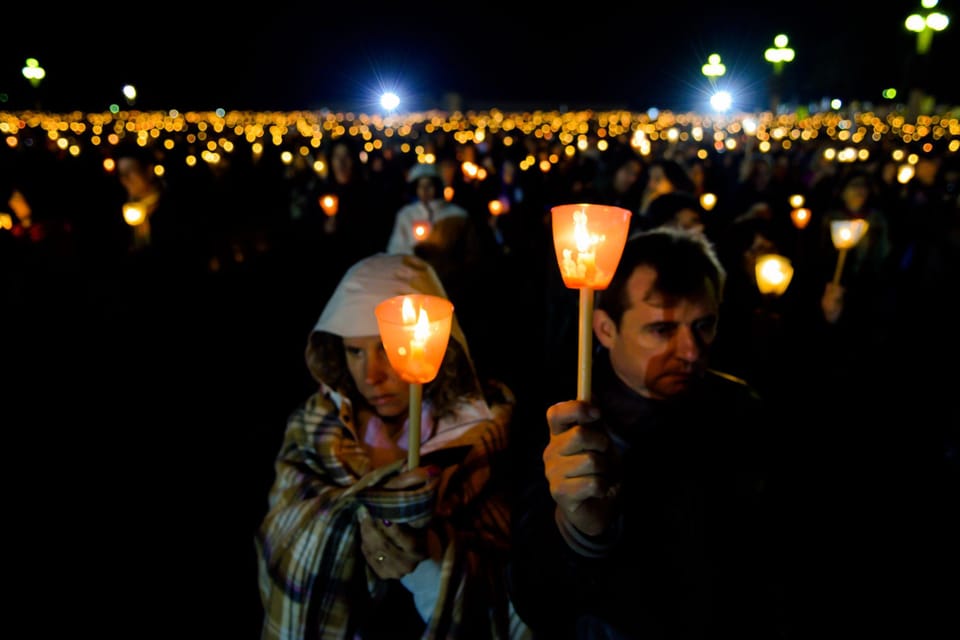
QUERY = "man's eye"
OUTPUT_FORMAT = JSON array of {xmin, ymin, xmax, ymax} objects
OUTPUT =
[
  {"xmin": 694, "ymin": 319, "xmax": 718, "ymax": 337},
  {"xmin": 649, "ymin": 324, "xmax": 674, "ymax": 337}
]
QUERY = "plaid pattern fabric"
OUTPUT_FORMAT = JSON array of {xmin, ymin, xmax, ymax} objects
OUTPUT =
[{"xmin": 256, "ymin": 385, "xmax": 517, "ymax": 639}]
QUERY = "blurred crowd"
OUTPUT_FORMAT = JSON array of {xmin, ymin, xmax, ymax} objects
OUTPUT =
[{"xmin": 2, "ymin": 107, "xmax": 958, "ymax": 636}]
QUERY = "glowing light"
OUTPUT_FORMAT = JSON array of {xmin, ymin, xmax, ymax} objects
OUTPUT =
[
  {"xmin": 21, "ymin": 58, "xmax": 45, "ymax": 87},
  {"xmin": 122, "ymin": 203, "xmax": 147, "ymax": 226},
  {"xmin": 700, "ymin": 193, "xmax": 717, "ymax": 211},
  {"xmin": 830, "ymin": 219, "xmax": 869, "ymax": 250},
  {"xmin": 701, "ymin": 53, "xmax": 726, "ymax": 78},
  {"xmin": 790, "ymin": 207, "xmax": 812, "ymax": 229},
  {"xmin": 381, "ymin": 92, "xmax": 400, "ymax": 112},
  {"xmin": 319, "ymin": 194, "xmax": 338, "ymax": 216},
  {"xmin": 755, "ymin": 254, "xmax": 794, "ymax": 295}
]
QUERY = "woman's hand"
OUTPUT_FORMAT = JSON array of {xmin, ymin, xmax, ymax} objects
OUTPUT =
[{"xmin": 358, "ymin": 467, "xmax": 440, "ymax": 578}]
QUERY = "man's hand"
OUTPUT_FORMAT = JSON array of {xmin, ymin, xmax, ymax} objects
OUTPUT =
[{"xmin": 544, "ymin": 400, "xmax": 619, "ymax": 537}]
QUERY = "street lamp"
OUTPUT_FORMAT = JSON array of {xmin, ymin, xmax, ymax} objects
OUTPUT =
[
  {"xmin": 701, "ymin": 53, "xmax": 726, "ymax": 80},
  {"xmin": 21, "ymin": 58, "xmax": 45, "ymax": 88},
  {"xmin": 764, "ymin": 34, "xmax": 794, "ymax": 112},
  {"xmin": 701, "ymin": 53, "xmax": 732, "ymax": 111},
  {"xmin": 905, "ymin": 0, "xmax": 950, "ymax": 54},
  {"xmin": 764, "ymin": 34, "xmax": 795, "ymax": 75}
]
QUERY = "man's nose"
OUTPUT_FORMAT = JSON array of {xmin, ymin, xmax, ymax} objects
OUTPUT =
[{"xmin": 674, "ymin": 325, "xmax": 702, "ymax": 361}]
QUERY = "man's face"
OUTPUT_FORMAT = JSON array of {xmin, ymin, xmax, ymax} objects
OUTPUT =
[{"xmin": 595, "ymin": 265, "xmax": 719, "ymax": 400}]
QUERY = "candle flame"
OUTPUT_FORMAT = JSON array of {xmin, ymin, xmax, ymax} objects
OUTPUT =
[
  {"xmin": 413, "ymin": 307, "xmax": 430, "ymax": 347},
  {"xmin": 400, "ymin": 296, "xmax": 431, "ymax": 353},
  {"xmin": 760, "ymin": 259, "xmax": 787, "ymax": 285},
  {"xmin": 413, "ymin": 221, "xmax": 431, "ymax": 240},
  {"xmin": 123, "ymin": 203, "xmax": 147, "ymax": 226},
  {"xmin": 560, "ymin": 209, "xmax": 605, "ymax": 283},
  {"xmin": 319, "ymin": 194, "xmax": 338, "ymax": 216},
  {"xmin": 573, "ymin": 210, "xmax": 599, "ymax": 253},
  {"xmin": 401, "ymin": 296, "xmax": 417, "ymax": 323}
]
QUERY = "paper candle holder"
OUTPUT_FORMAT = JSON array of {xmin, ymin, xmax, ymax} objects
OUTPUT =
[
  {"xmin": 830, "ymin": 219, "xmax": 869, "ymax": 250},
  {"xmin": 830, "ymin": 219, "xmax": 869, "ymax": 285},
  {"xmin": 550, "ymin": 203, "xmax": 632, "ymax": 402},
  {"xmin": 551, "ymin": 204, "xmax": 632, "ymax": 290},
  {"xmin": 375, "ymin": 294, "xmax": 453, "ymax": 384}
]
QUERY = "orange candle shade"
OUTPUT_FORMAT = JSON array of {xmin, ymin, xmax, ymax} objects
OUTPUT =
[
  {"xmin": 375, "ymin": 294, "xmax": 453, "ymax": 385},
  {"xmin": 551, "ymin": 204, "xmax": 632, "ymax": 290},
  {"xmin": 488, "ymin": 198, "xmax": 509, "ymax": 216},
  {"xmin": 319, "ymin": 194, "xmax": 338, "ymax": 216},
  {"xmin": 376, "ymin": 294, "xmax": 453, "ymax": 470},
  {"xmin": 790, "ymin": 207, "xmax": 811, "ymax": 229}
]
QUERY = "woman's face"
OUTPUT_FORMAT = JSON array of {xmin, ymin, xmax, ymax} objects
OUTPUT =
[
  {"xmin": 415, "ymin": 177, "xmax": 437, "ymax": 203},
  {"xmin": 343, "ymin": 336, "xmax": 410, "ymax": 420}
]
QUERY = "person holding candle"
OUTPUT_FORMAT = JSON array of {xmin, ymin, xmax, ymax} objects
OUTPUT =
[
  {"xmin": 386, "ymin": 162, "xmax": 481, "ymax": 299},
  {"xmin": 256, "ymin": 252, "xmax": 529, "ymax": 639},
  {"xmin": 812, "ymin": 170, "xmax": 892, "ymax": 328},
  {"xmin": 112, "ymin": 141, "xmax": 213, "ymax": 275},
  {"xmin": 508, "ymin": 227, "xmax": 788, "ymax": 639}
]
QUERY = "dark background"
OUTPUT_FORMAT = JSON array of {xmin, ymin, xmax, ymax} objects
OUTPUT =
[{"xmin": 1, "ymin": 1, "xmax": 958, "ymax": 112}]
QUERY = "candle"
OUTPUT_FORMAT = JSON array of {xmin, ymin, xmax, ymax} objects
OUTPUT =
[
  {"xmin": 829, "ymin": 219, "xmax": 869, "ymax": 285},
  {"xmin": 551, "ymin": 204, "xmax": 632, "ymax": 400},
  {"xmin": 122, "ymin": 203, "xmax": 147, "ymax": 226},
  {"xmin": 755, "ymin": 254, "xmax": 794, "ymax": 295},
  {"xmin": 398, "ymin": 297, "xmax": 432, "ymax": 379},
  {"xmin": 790, "ymin": 207, "xmax": 811, "ymax": 229},
  {"xmin": 376, "ymin": 294, "xmax": 454, "ymax": 469},
  {"xmin": 412, "ymin": 221, "xmax": 431, "ymax": 242},
  {"xmin": 319, "ymin": 194, "xmax": 338, "ymax": 216}
]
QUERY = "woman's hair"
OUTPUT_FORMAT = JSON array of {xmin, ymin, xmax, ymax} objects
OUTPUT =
[{"xmin": 306, "ymin": 330, "xmax": 481, "ymax": 418}]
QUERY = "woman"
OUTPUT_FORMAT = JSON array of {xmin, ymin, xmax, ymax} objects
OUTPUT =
[{"xmin": 256, "ymin": 253, "xmax": 528, "ymax": 639}]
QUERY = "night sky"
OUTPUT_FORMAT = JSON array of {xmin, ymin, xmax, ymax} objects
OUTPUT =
[{"xmin": 2, "ymin": 1, "xmax": 957, "ymax": 112}]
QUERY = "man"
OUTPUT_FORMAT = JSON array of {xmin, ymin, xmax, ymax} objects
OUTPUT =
[{"xmin": 509, "ymin": 227, "xmax": 785, "ymax": 639}]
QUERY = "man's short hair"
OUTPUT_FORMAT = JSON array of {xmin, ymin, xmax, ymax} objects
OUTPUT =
[{"xmin": 596, "ymin": 227, "xmax": 726, "ymax": 327}]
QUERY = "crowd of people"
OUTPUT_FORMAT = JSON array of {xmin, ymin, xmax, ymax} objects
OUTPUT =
[{"xmin": 3, "ymin": 108, "xmax": 958, "ymax": 638}]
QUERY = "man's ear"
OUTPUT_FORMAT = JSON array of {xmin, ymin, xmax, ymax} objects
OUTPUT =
[{"xmin": 593, "ymin": 309, "xmax": 617, "ymax": 348}]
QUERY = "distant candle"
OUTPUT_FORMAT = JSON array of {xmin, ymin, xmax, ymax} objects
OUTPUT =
[
  {"xmin": 412, "ymin": 221, "xmax": 431, "ymax": 242},
  {"xmin": 319, "ymin": 194, "xmax": 338, "ymax": 216}
]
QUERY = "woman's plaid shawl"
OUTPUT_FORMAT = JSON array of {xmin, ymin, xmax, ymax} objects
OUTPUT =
[{"xmin": 256, "ymin": 384, "xmax": 516, "ymax": 639}]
